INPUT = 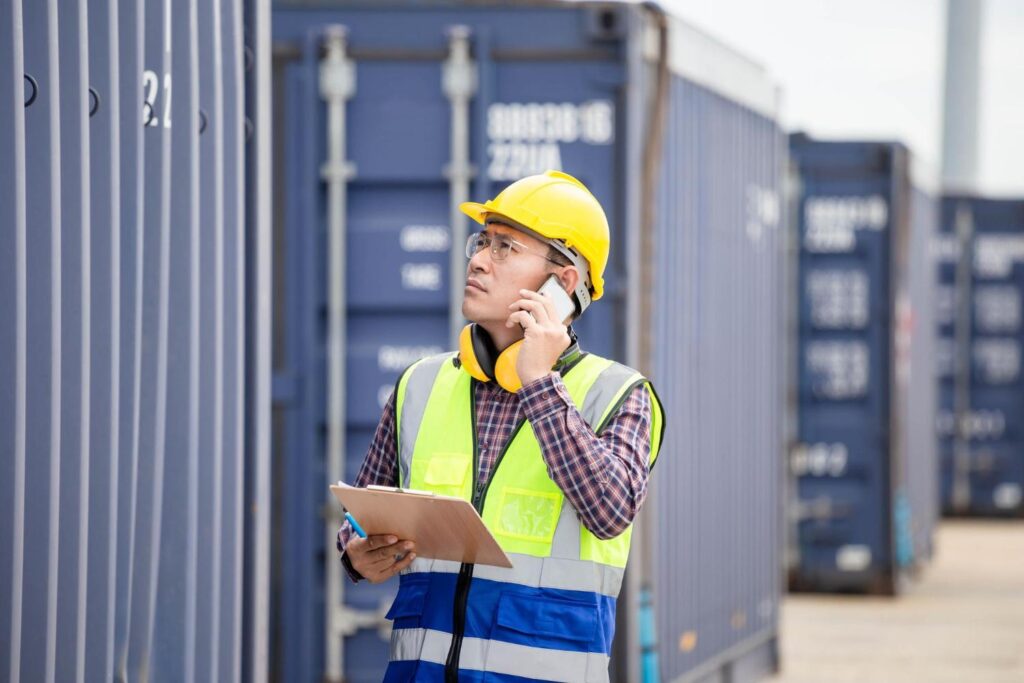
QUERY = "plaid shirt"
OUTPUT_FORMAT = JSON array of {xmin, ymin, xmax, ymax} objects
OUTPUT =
[{"xmin": 337, "ymin": 343, "xmax": 653, "ymax": 582}]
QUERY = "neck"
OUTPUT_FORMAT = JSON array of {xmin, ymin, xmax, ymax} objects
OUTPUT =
[{"xmin": 476, "ymin": 321, "xmax": 523, "ymax": 352}]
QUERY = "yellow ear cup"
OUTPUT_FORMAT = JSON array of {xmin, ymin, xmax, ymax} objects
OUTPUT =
[
  {"xmin": 458, "ymin": 324, "xmax": 491, "ymax": 382},
  {"xmin": 494, "ymin": 340, "xmax": 524, "ymax": 393}
]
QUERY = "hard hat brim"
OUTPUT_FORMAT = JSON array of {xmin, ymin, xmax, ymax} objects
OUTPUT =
[{"xmin": 459, "ymin": 201, "xmax": 490, "ymax": 225}]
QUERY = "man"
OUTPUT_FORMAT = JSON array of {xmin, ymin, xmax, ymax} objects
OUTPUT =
[{"xmin": 337, "ymin": 170, "xmax": 664, "ymax": 682}]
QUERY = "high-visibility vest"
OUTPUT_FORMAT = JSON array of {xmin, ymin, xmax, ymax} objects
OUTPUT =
[{"xmin": 383, "ymin": 352, "xmax": 664, "ymax": 683}]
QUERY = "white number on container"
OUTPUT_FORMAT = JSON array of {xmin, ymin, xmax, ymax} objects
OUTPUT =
[
  {"xmin": 806, "ymin": 340, "xmax": 869, "ymax": 399},
  {"xmin": 803, "ymin": 195, "xmax": 887, "ymax": 253},
  {"xmin": 974, "ymin": 235, "xmax": 1024, "ymax": 278},
  {"xmin": 143, "ymin": 69, "xmax": 172, "ymax": 128},
  {"xmin": 973, "ymin": 339, "xmax": 1021, "ymax": 384},
  {"xmin": 377, "ymin": 345, "xmax": 444, "ymax": 372},
  {"xmin": 488, "ymin": 143, "xmax": 562, "ymax": 182},
  {"xmin": 791, "ymin": 442, "xmax": 849, "ymax": 477},
  {"xmin": 806, "ymin": 269, "xmax": 869, "ymax": 329},
  {"xmin": 400, "ymin": 263, "xmax": 441, "ymax": 291},
  {"xmin": 400, "ymin": 225, "xmax": 450, "ymax": 253},
  {"xmin": 935, "ymin": 409, "xmax": 1006, "ymax": 440},
  {"xmin": 974, "ymin": 286, "xmax": 1021, "ymax": 333}
]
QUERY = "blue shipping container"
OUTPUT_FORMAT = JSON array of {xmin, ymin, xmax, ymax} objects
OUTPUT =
[
  {"xmin": 936, "ymin": 196, "xmax": 1024, "ymax": 517},
  {"xmin": 270, "ymin": 1, "xmax": 784, "ymax": 682},
  {"xmin": 0, "ymin": 0, "xmax": 272, "ymax": 681},
  {"xmin": 788, "ymin": 136, "xmax": 939, "ymax": 594}
]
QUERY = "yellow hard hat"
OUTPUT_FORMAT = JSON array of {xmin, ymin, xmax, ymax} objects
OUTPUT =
[{"xmin": 460, "ymin": 170, "xmax": 611, "ymax": 304}]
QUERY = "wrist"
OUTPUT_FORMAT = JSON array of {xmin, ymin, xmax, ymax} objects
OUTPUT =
[{"xmin": 519, "ymin": 369, "xmax": 556, "ymax": 387}]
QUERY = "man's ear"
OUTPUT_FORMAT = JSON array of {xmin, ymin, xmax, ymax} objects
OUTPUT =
[{"xmin": 558, "ymin": 266, "xmax": 580, "ymax": 294}]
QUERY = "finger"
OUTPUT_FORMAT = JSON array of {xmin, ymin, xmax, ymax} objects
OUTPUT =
[
  {"xmin": 374, "ymin": 540, "xmax": 414, "ymax": 564},
  {"xmin": 388, "ymin": 552, "xmax": 417, "ymax": 578},
  {"xmin": 506, "ymin": 310, "xmax": 537, "ymax": 330},
  {"xmin": 364, "ymin": 534, "xmax": 398, "ymax": 551},
  {"xmin": 519, "ymin": 289, "xmax": 559, "ymax": 322},
  {"xmin": 517, "ymin": 288, "xmax": 547, "ymax": 302},
  {"xmin": 510, "ymin": 296, "xmax": 551, "ymax": 325}
]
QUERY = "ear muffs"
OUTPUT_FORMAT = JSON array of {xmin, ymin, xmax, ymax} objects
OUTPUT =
[
  {"xmin": 493, "ymin": 340, "xmax": 524, "ymax": 393},
  {"xmin": 458, "ymin": 324, "xmax": 525, "ymax": 393},
  {"xmin": 459, "ymin": 324, "xmax": 496, "ymax": 382}
]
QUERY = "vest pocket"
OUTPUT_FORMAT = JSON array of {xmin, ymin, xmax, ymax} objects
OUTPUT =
[
  {"xmin": 415, "ymin": 452, "xmax": 472, "ymax": 499},
  {"xmin": 385, "ymin": 576, "xmax": 428, "ymax": 627},
  {"xmin": 493, "ymin": 591, "xmax": 598, "ymax": 648},
  {"xmin": 493, "ymin": 487, "xmax": 561, "ymax": 544}
]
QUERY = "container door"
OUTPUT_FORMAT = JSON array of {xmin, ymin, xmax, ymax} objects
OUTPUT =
[
  {"xmin": 938, "ymin": 198, "xmax": 1024, "ymax": 516},
  {"xmin": 792, "ymin": 142, "xmax": 899, "ymax": 592},
  {"xmin": 271, "ymin": 7, "xmax": 625, "ymax": 682}
]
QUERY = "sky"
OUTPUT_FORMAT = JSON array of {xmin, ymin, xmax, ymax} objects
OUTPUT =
[{"xmin": 665, "ymin": 0, "xmax": 1023, "ymax": 196}]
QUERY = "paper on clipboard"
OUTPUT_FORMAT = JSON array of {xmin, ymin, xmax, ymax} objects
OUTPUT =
[{"xmin": 331, "ymin": 482, "xmax": 513, "ymax": 568}]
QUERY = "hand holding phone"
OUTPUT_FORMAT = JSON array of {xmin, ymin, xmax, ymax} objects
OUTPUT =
[{"xmin": 507, "ymin": 276, "xmax": 576, "ymax": 386}]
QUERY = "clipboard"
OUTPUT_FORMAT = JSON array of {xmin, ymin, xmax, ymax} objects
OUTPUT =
[{"xmin": 330, "ymin": 482, "xmax": 513, "ymax": 568}]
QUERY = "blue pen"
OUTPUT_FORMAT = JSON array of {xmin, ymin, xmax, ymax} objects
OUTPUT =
[{"xmin": 344, "ymin": 511, "xmax": 367, "ymax": 539}]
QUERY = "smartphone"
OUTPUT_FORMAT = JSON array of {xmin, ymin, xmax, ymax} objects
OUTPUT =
[{"xmin": 537, "ymin": 275, "xmax": 577, "ymax": 324}]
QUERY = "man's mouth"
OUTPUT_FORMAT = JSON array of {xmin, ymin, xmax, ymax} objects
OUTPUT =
[{"xmin": 465, "ymin": 278, "xmax": 486, "ymax": 292}]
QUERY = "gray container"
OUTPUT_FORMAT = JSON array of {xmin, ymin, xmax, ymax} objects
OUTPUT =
[
  {"xmin": 0, "ymin": 1, "xmax": 272, "ymax": 681},
  {"xmin": 647, "ymin": 17, "xmax": 785, "ymax": 681}
]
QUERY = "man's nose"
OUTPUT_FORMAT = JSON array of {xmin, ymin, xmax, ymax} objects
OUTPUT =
[{"xmin": 468, "ymin": 246, "xmax": 491, "ymax": 273}]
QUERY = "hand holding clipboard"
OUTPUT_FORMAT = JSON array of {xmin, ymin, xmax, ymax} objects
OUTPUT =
[{"xmin": 332, "ymin": 482, "xmax": 512, "ymax": 570}]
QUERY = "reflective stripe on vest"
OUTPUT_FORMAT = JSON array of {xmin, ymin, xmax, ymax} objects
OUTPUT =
[
  {"xmin": 389, "ymin": 352, "xmax": 663, "ymax": 681},
  {"xmin": 386, "ymin": 628, "xmax": 612, "ymax": 683}
]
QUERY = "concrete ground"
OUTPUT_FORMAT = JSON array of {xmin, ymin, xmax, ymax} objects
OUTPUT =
[{"xmin": 766, "ymin": 520, "xmax": 1024, "ymax": 683}]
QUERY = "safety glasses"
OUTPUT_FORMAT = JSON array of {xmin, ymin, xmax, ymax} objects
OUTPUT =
[{"xmin": 465, "ymin": 231, "xmax": 564, "ymax": 265}]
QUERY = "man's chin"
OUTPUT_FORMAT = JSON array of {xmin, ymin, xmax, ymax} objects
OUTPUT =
[
  {"xmin": 461, "ymin": 306, "xmax": 495, "ymax": 327},
  {"xmin": 461, "ymin": 307, "xmax": 484, "ymax": 325}
]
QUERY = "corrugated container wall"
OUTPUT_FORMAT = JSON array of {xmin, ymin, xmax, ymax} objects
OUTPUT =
[
  {"xmin": 787, "ymin": 136, "xmax": 939, "ymax": 594},
  {"xmin": 648, "ymin": 15, "xmax": 784, "ymax": 683},
  {"xmin": 270, "ymin": 1, "xmax": 783, "ymax": 682},
  {"xmin": 0, "ymin": 1, "xmax": 272, "ymax": 682},
  {"xmin": 937, "ymin": 196, "xmax": 1024, "ymax": 517}
]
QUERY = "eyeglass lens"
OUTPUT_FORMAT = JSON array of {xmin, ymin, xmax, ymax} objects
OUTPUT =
[{"xmin": 466, "ymin": 232, "xmax": 513, "ymax": 260}]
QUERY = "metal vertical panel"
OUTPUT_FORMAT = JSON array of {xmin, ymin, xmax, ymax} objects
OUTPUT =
[
  {"xmin": 124, "ymin": 0, "xmax": 172, "ymax": 676},
  {"xmin": 20, "ymin": 2, "xmax": 63, "ymax": 681},
  {"xmin": 0, "ymin": 1, "xmax": 28, "ymax": 680},
  {"xmin": 245, "ymin": 0, "xmax": 274, "ymax": 678},
  {"xmin": 938, "ymin": 196, "xmax": 1024, "ymax": 516},
  {"xmin": 150, "ymin": 0, "xmax": 201, "ymax": 676},
  {"xmin": 905, "ymin": 186, "xmax": 939, "ymax": 561},
  {"xmin": 84, "ymin": 0, "xmax": 121, "ymax": 681},
  {"xmin": 196, "ymin": 0, "xmax": 226, "ymax": 680},
  {"xmin": 55, "ymin": 0, "xmax": 91, "ymax": 681},
  {"xmin": 112, "ymin": 1, "xmax": 145, "ymax": 679},
  {"xmin": 652, "ymin": 72, "xmax": 783, "ymax": 683},
  {"xmin": 221, "ymin": 0, "xmax": 248, "ymax": 679},
  {"xmin": 112, "ymin": 0, "xmax": 144, "ymax": 678},
  {"xmin": 1, "ymin": 1, "xmax": 266, "ymax": 681}
]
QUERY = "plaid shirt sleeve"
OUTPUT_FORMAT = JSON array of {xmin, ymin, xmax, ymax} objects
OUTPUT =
[
  {"xmin": 336, "ymin": 389, "xmax": 399, "ymax": 582},
  {"xmin": 519, "ymin": 372, "xmax": 653, "ymax": 540}
]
